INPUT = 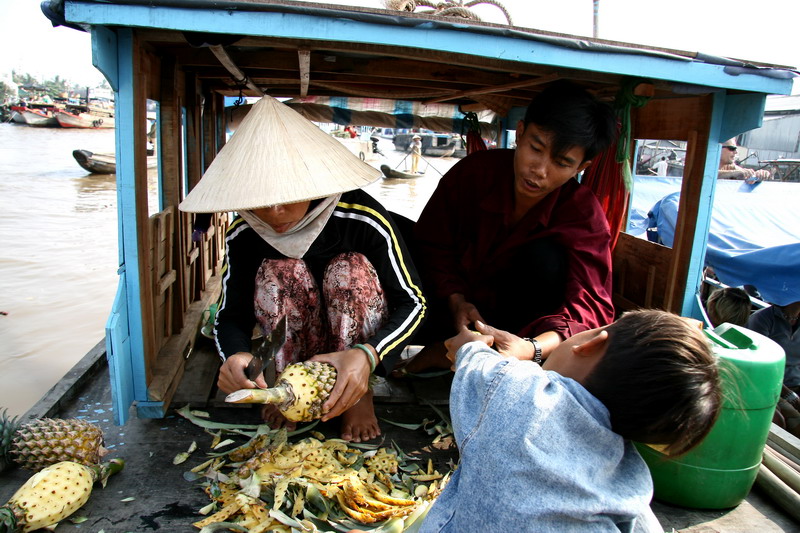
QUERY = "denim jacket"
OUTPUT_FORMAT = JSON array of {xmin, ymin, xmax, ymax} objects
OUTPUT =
[{"xmin": 420, "ymin": 342, "xmax": 662, "ymax": 533}]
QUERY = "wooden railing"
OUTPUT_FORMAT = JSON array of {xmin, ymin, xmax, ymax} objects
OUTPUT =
[{"xmin": 145, "ymin": 208, "xmax": 227, "ymax": 407}]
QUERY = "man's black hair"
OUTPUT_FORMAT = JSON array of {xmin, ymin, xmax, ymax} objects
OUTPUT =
[{"xmin": 523, "ymin": 81, "xmax": 617, "ymax": 163}]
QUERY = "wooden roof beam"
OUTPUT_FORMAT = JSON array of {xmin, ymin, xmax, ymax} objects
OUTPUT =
[
  {"xmin": 423, "ymin": 73, "xmax": 561, "ymax": 105},
  {"xmin": 298, "ymin": 49, "xmax": 310, "ymax": 97},
  {"xmin": 209, "ymin": 44, "xmax": 265, "ymax": 96}
]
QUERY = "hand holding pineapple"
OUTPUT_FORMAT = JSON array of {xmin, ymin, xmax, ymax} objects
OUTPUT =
[
  {"xmin": 226, "ymin": 344, "xmax": 380, "ymax": 442},
  {"xmin": 311, "ymin": 347, "xmax": 373, "ymax": 421}
]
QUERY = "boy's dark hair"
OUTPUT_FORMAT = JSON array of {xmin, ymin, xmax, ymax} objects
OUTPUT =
[
  {"xmin": 523, "ymin": 80, "xmax": 617, "ymax": 163},
  {"xmin": 706, "ymin": 287, "xmax": 752, "ymax": 327},
  {"xmin": 583, "ymin": 309, "xmax": 721, "ymax": 457}
]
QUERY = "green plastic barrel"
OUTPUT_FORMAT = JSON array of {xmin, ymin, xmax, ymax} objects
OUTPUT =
[{"xmin": 635, "ymin": 323, "xmax": 785, "ymax": 509}]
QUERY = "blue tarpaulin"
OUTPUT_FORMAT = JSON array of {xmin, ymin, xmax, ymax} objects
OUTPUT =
[{"xmin": 628, "ymin": 176, "xmax": 800, "ymax": 306}]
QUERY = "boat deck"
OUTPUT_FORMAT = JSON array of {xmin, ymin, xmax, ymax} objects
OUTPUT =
[{"xmin": 1, "ymin": 340, "xmax": 798, "ymax": 532}]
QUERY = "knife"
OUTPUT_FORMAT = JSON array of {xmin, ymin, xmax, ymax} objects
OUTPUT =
[{"xmin": 245, "ymin": 315, "xmax": 287, "ymax": 384}]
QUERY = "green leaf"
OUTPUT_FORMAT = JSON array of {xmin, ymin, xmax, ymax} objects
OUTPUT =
[
  {"xmin": 270, "ymin": 508, "xmax": 305, "ymax": 528},
  {"xmin": 173, "ymin": 452, "xmax": 190, "ymax": 465},
  {"xmin": 391, "ymin": 441, "xmax": 420, "ymax": 462},
  {"xmin": 344, "ymin": 441, "xmax": 381, "ymax": 451},
  {"xmin": 198, "ymin": 522, "xmax": 249, "ymax": 533},
  {"xmin": 423, "ymin": 401, "xmax": 452, "ymax": 426},
  {"xmin": 213, "ymin": 438, "xmax": 236, "ymax": 450},
  {"xmin": 120, "ymin": 496, "xmax": 136, "ymax": 502},
  {"xmin": 183, "ymin": 471, "xmax": 201, "ymax": 482},
  {"xmin": 176, "ymin": 404, "xmax": 262, "ymax": 430},
  {"xmin": 305, "ymin": 484, "xmax": 330, "ymax": 518},
  {"xmin": 288, "ymin": 419, "xmax": 321, "ymax": 437},
  {"xmin": 198, "ymin": 501, "xmax": 217, "ymax": 515},
  {"xmin": 379, "ymin": 418, "xmax": 423, "ymax": 430},
  {"xmin": 402, "ymin": 500, "xmax": 433, "ymax": 533},
  {"xmin": 241, "ymin": 472, "xmax": 262, "ymax": 498}
]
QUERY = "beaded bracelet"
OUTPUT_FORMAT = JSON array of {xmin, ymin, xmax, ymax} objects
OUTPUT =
[{"xmin": 353, "ymin": 343, "xmax": 377, "ymax": 373}]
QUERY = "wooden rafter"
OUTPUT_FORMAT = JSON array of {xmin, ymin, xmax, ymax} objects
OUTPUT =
[
  {"xmin": 298, "ymin": 49, "xmax": 311, "ymax": 97},
  {"xmin": 209, "ymin": 45, "xmax": 265, "ymax": 96},
  {"xmin": 423, "ymin": 73, "xmax": 561, "ymax": 105}
]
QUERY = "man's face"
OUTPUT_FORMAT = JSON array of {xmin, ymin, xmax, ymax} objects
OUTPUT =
[
  {"xmin": 513, "ymin": 122, "xmax": 591, "ymax": 207},
  {"xmin": 720, "ymin": 141, "xmax": 738, "ymax": 167}
]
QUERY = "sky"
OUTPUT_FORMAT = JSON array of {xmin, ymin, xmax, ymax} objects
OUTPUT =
[{"xmin": 2, "ymin": 0, "xmax": 799, "ymax": 91}]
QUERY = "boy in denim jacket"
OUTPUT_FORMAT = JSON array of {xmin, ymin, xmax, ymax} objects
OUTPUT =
[{"xmin": 420, "ymin": 309, "xmax": 721, "ymax": 532}]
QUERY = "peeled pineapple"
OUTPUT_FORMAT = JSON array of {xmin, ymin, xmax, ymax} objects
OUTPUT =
[
  {"xmin": 225, "ymin": 361, "xmax": 337, "ymax": 422},
  {"xmin": 0, "ymin": 409, "xmax": 107, "ymax": 472},
  {"xmin": 0, "ymin": 459, "xmax": 124, "ymax": 532}
]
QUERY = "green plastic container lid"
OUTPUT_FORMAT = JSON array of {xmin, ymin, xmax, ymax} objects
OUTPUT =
[{"xmin": 705, "ymin": 323, "xmax": 785, "ymax": 409}]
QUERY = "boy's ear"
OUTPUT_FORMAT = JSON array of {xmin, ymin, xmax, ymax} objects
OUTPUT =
[{"xmin": 572, "ymin": 329, "xmax": 609, "ymax": 357}]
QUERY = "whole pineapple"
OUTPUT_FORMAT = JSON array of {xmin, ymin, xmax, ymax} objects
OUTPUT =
[
  {"xmin": 0, "ymin": 410, "xmax": 107, "ymax": 472},
  {"xmin": 0, "ymin": 459, "xmax": 124, "ymax": 532},
  {"xmin": 225, "ymin": 361, "xmax": 337, "ymax": 422}
]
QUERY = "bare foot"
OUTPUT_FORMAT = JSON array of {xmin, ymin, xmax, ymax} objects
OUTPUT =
[
  {"xmin": 260, "ymin": 404, "xmax": 297, "ymax": 432},
  {"xmin": 391, "ymin": 342, "xmax": 450, "ymax": 376},
  {"xmin": 340, "ymin": 391, "xmax": 380, "ymax": 442}
]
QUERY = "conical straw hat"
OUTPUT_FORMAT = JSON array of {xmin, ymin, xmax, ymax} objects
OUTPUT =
[{"xmin": 179, "ymin": 95, "xmax": 380, "ymax": 213}]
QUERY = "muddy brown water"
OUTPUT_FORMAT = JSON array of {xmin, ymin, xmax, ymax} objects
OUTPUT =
[{"xmin": 0, "ymin": 125, "xmax": 459, "ymax": 416}]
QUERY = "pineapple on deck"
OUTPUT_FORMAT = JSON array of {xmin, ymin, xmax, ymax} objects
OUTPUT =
[{"xmin": 0, "ymin": 341, "xmax": 459, "ymax": 532}]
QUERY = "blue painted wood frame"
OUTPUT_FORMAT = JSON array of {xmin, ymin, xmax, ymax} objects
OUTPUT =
[
  {"xmin": 94, "ymin": 26, "xmax": 150, "ymax": 423},
  {"xmin": 65, "ymin": 3, "xmax": 792, "ymax": 96},
  {"xmin": 682, "ymin": 90, "xmax": 766, "ymax": 319}
]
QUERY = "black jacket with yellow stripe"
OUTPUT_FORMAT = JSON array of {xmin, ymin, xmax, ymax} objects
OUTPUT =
[{"xmin": 215, "ymin": 189, "xmax": 426, "ymax": 375}]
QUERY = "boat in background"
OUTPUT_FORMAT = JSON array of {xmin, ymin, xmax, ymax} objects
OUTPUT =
[
  {"xmin": 72, "ymin": 149, "xmax": 117, "ymax": 174},
  {"xmin": 73, "ymin": 149, "xmax": 157, "ymax": 174},
  {"xmin": 394, "ymin": 131, "xmax": 458, "ymax": 157},
  {"xmin": 380, "ymin": 164, "xmax": 423, "ymax": 179},
  {"xmin": 10, "ymin": 106, "xmax": 58, "ymax": 127},
  {"xmin": 56, "ymin": 109, "xmax": 115, "ymax": 128}
]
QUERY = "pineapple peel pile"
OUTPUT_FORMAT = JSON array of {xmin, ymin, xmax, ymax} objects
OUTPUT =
[{"xmin": 189, "ymin": 429, "xmax": 449, "ymax": 532}]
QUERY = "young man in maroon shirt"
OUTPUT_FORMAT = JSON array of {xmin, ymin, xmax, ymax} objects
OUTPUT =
[{"xmin": 402, "ymin": 81, "xmax": 617, "ymax": 370}]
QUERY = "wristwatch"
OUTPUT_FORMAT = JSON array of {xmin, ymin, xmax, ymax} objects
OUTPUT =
[{"xmin": 523, "ymin": 337, "xmax": 543, "ymax": 365}]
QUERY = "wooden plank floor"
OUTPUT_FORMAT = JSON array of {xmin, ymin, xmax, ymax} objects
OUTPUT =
[{"xmin": 1, "ymin": 338, "xmax": 798, "ymax": 532}]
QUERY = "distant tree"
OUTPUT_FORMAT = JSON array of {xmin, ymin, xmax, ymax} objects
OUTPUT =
[
  {"xmin": 0, "ymin": 81, "xmax": 16, "ymax": 104},
  {"xmin": 12, "ymin": 71, "xmax": 38, "ymax": 86},
  {"xmin": 44, "ymin": 75, "xmax": 69, "ymax": 99}
]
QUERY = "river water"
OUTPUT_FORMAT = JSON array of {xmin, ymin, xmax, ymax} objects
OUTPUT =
[{"xmin": 0, "ymin": 124, "xmax": 455, "ymax": 417}]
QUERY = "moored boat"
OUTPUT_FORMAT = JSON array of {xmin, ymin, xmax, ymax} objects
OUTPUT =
[
  {"xmin": 56, "ymin": 109, "xmax": 115, "ymax": 128},
  {"xmin": 394, "ymin": 131, "xmax": 458, "ymax": 157},
  {"xmin": 72, "ymin": 149, "xmax": 117, "ymax": 174},
  {"xmin": 11, "ymin": 107, "xmax": 58, "ymax": 127},
  {"xmin": 72, "ymin": 149, "xmax": 157, "ymax": 174}
]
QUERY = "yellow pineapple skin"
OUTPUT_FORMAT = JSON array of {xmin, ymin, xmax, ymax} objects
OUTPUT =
[
  {"xmin": 278, "ymin": 362, "xmax": 337, "ymax": 422},
  {"xmin": 10, "ymin": 418, "xmax": 106, "ymax": 472},
  {"xmin": 3, "ymin": 461, "xmax": 94, "ymax": 532},
  {"xmin": 224, "ymin": 361, "xmax": 337, "ymax": 422}
]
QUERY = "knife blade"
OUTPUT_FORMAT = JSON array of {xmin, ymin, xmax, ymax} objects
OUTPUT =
[{"xmin": 245, "ymin": 315, "xmax": 288, "ymax": 382}]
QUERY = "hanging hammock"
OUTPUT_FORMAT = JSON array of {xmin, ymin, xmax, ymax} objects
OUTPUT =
[{"xmin": 581, "ymin": 79, "xmax": 652, "ymax": 250}]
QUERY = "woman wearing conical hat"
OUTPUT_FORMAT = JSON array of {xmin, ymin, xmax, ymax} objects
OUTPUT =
[{"xmin": 180, "ymin": 96, "xmax": 426, "ymax": 442}]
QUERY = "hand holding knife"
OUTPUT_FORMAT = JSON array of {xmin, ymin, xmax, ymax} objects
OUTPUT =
[{"xmin": 244, "ymin": 315, "xmax": 287, "ymax": 388}]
